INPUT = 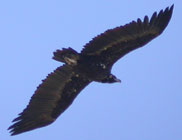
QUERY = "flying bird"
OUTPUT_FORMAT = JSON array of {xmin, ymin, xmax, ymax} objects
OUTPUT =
[{"xmin": 8, "ymin": 5, "xmax": 174, "ymax": 135}]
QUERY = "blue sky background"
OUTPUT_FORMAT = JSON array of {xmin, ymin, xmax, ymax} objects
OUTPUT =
[{"xmin": 1, "ymin": 0, "xmax": 181, "ymax": 140}]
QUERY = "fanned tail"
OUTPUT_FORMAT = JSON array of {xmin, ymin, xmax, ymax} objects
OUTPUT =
[{"xmin": 53, "ymin": 47, "xmax": 79, "ymax": 65}]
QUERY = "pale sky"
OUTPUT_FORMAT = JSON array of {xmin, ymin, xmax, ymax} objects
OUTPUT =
[{"xmin": 1, "ymin": 0, "xmax": 181, "ymax": 140}]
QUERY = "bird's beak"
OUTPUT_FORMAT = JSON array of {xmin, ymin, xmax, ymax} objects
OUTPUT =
[{"xmin": 115, "ymin": 78, "xmax": 121, "ymax": 83}]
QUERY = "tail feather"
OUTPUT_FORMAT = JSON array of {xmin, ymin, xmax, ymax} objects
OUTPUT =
[{"xmin": 53, "ymin": 47, "xmax": 79, "ymax": 65}]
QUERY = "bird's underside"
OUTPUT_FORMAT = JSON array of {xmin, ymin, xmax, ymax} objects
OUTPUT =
[{"xmin": 8, "ymin": 5, "xmax": 173, "ymax": 135}]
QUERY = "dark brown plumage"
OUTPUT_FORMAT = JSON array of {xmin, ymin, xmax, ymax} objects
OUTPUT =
[{"xmin": 8, "ymin": 5, "xmax": 173, "ymax": 135}]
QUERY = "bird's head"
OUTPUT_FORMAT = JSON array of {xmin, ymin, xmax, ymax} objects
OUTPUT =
[{"xmin": 101, "ymin": 74, "xmax": 121, "ymax": 83}]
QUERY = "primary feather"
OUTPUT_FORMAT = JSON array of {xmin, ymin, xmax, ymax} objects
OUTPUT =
[{"xmin": 8, "ymin": 5, "xmax": 173, "ymax": 135}]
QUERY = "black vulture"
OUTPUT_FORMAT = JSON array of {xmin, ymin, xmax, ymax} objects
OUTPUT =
[{"xmin": 8, "ymin": 5, "xmax": 174, "ymax": 135}]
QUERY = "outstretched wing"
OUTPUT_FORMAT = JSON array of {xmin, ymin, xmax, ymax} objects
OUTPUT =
[
  {"xmin": 8, "ymin": 65, "xmax": 90, "ymax": 135},
  {"xmin": 81, "ymin": 5, "xmax": 173, "ymax": 66}
]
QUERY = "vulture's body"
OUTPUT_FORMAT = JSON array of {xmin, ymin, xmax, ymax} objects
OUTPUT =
[{"xmin": 9, "ymin": 5, "xmax": 174, "ymax": 135}]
